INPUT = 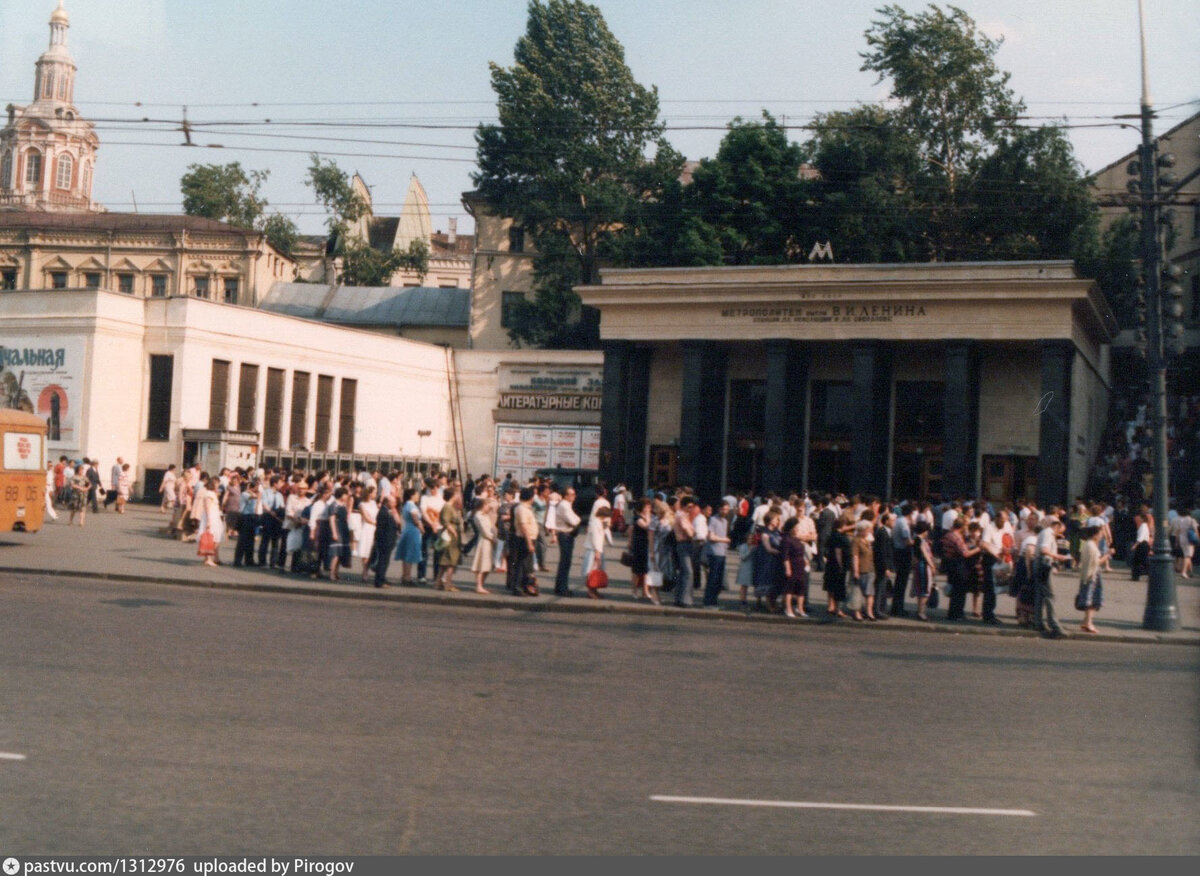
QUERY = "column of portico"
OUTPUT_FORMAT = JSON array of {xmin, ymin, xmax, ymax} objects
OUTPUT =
[
  {"xmin": 600, "ymin": 340, "xmax": 632, "ymax": 490},
  {"xmin": 1038, "ymin": 339, "xmax": 1075, "ymax": 509},
  {"xmin": 943, "ymin": 340, "xmax": 980, "ymax": 498},
  {"xmin": 850, "ymin": 340, "xmax": 892, "ymax": 496},
  {"xmin": 763, "ymin": 339, "xmax": 810, "ymax": 494},
  {"xmin": 600, "ymin": 340, "xmax": 653, "ymax": 495},
  {"xmin": 623, "ymin": 345, "xmax": 651, "ymax": 495},
  {"xmin": 678, "ymin": 340, "xmax": 728, "ymax": 501}
]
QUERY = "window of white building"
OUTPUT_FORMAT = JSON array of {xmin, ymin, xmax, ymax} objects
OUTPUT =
[
  {"xmin": 0, "ymin": 151, "xmax": 11, "ymax": 189},
  {"xmin": 24, "ymin": 151, "xmax": 42, "ymax": 185},
  {"xmin": 55, "ymin": 153, "xmax": 73, "ymax": 189}
]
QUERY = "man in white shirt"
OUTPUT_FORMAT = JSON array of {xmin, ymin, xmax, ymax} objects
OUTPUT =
[
  {"xmin": 418, "ymin": 480, "xmax": 446, "ymax": 584},
  {"xmin": 1035, "ymin": 517, "xmax": 1071, "ymax": 638},
  {"xmin": 979, "ymin": 512, "xmax": 1007, "ymax": 625},
  {"xmin": 552, "ymin": 486, "xmax": 582, "ymax": 596}
]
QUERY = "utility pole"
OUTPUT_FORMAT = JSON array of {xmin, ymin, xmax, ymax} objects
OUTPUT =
[{"xmin": 1131, "ymin": 0, "xmax": 1179, "ymax": 631}]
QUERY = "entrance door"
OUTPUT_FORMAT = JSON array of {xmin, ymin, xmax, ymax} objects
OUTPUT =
[
  {"xmin": 807, "ymin": 446, "xmax": 853, "ymax": 496},
  {"xmin": 982, "ymin": 455, "xmax": 1039, "ymax": 505},
  {"xmin": 649, "ymin": 445, "xmax": 677, "ymax": 490},
  {"xmin": 983, "ymin": 456, "xmax": 1013, "ymax": 504},
  {"xmin": 893, "ymin": 450, "xmax": 944, "ymax": 502}
]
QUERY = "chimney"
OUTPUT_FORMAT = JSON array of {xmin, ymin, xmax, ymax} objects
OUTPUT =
[{"xmin": 447, "ymin": 217, "xmax": 457, "ymax": 246}]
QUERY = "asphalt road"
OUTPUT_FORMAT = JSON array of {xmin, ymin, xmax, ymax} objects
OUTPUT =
[{"xmin": 1, "ymin": 572, "xmax": 1197, "ymax": 855}]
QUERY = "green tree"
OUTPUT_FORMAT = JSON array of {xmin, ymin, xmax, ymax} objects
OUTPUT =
[
  {"xmin": 180, "ymin": 162, "xmax": 269, "ymax": 228},
  {"xmin": 860, "ymin": 3, "xmax": 1023, "ymax": 259},
  {"xmin": 305, "ymin": 154, "xmax": 427, "ymax": 286},
  {"xmin": 474, "ymin": 0, "xmax": 679, "ymax": 347},
  {"xmin": 338, "ymin": 239, "xmax": 430, "ymax": 288},
  {"xmin": 802, "ymin": 105, "xmax": 925, "ymax": 262},
  {"xmin": 686, "ymin": 112, "xmax": 810, "ymax": 265},
  {"xmin": 1074, "ymin": 214, "xmax": 1140, "ymax": 328},
  {"xmin": 261, "ymin": 213, "xmax": 299, "ymax": 258},
  {"xmin": 796, "ymin": 3, "xmax": 1093, "ymax": 265},
  {"xmin": 306, "ymin": 154, "xmax": 370, "ymax": 235},
  {"xmin": 964, "ymin": 125, "xmax": 1096, "ymax": 261}
]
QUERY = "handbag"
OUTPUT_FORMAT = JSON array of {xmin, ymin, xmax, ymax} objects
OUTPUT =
[
  {"xmin": 434, "ymin": 528, "xmax": 452, "ymax": 551},
  {"xmin": 927, "ymin": 586, "xmax": 940, "ymax": 610},
  {"xmin": 619, "ymin": 549, "xmax": 634, "ymax": 567},
  {"xmin": 645, "ymin": 570, "xmax": 664, "ymax": 588},
  {"xmin": 993, "ymin": 561, "xmax": 1014, "ymax": 589},
  {"xmin": 586, "ymin": 568, "xmax": 609, "ymax": 590},
  {"xmin": 1074, "ymin": 581, "xmax": 1090, "ymax": 612},
  {"xmin": 197, "ymin": 530, "xmax": 215, "ymax": 557}
]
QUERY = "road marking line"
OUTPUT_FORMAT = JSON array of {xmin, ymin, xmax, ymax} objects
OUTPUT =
[
  {"xmin": 0, "ymin": 753, "xmax": 26, "ymax": 761},
  {"xmin": 650, "ymin": 795, "xmax": 1036, "ymax": 817}
]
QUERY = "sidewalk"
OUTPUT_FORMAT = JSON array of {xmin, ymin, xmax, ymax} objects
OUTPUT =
[{"xmin": 4, "ymin": 504, "xmax": 1198, "ymax": 645}]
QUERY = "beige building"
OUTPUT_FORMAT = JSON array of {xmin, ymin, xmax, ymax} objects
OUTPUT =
[
  {"xmin": 578, "ymin": 261, "xmax": 1117, "ymax": 507},
  {"xmin": 462, "ymin": 190, "xmax": 535, "ymax": 350},
  {"xmin": 0, "ymin": 211, "xmax": 297, "ymax": 304},
  {"xmin": 297, "ymin": 174, "xmax": 474, "ymax": 290}
]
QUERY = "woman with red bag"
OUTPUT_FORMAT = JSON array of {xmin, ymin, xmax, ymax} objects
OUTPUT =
[
  {"xmin": 585, "ymin": 506, "xmax": 613, "ymax": 598},
  {"xmin": 197, "ymin": 476, "xmax": 225, "ymax": 568}
]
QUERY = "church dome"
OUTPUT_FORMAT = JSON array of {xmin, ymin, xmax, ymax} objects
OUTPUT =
[{"xmin": 50, "ymin": 1, "xmax": 69, "ymax": 25}]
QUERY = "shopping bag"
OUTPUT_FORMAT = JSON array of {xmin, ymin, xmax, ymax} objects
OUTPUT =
[{"xmin": 586, "ymin": 568, "xmax": 609, "ymax": 590}]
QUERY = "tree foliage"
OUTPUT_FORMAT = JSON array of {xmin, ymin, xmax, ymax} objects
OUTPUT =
[
  {"xmin": 338, "ymin": 239, "xmax": 430, "ymax": 288},
  {"xmin": 802, "ymin": 105, "xmax": 925, "ymax": 262},
  {"xmin": 474, "ymin": 0, "xmax": 679, "ymax": 347},
  {"xmin": 686, "ymin": 113, "xmax": 810, "ymax": 265},
  {"xmin": 180, "ymin": 162, "xmax": 268, "ymax": 228},
  {"xmin": 306, "ymin": 155, "xmax": 370, "ymax": 233},
  {"xmin": 862, "ymin": 4, "xmax": 1022, "ymax": 199},
  {"xmin": 305, "ymin": 154, "xmax": 426, "ymax": 286},
  {"xmin": 261, "ymin": 213, "xmax": 299, "ymax": 258},
  {"xmin": 799, "ymin": 3, "xmax": 1094, "ymax": 264}
]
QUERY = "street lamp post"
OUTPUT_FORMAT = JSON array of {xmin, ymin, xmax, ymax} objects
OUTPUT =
[{"xmin": 1133, "ymin": 0, "xmax": 1179, "ymax": 631}]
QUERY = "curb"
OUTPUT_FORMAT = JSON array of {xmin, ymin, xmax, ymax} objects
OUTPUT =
[{"xmin": 3, "ymin": 564, "xmax": 1196, "ymax": 647}]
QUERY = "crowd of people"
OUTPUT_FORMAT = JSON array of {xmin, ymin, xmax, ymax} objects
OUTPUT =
[
  {"xmin": 1091, "ymin": 390, "xmax": 1200, "ymax": 507},
  {"xmin": 45, "ymin": 455, "xmax": 135, "ymax": 526},
  {"xmin": 127, "ymin": 458, "xmax": 1196, "ymax": 639}
]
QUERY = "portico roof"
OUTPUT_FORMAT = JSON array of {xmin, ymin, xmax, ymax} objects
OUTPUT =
[{"xmin": 577, "ymin": 260, "xmax": 1117, "ymax": 359}]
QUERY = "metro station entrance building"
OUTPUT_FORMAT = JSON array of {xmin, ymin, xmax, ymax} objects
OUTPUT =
[{"xmin": 578, "ymin": 261, "xmax": 1117, "ymax": 508}]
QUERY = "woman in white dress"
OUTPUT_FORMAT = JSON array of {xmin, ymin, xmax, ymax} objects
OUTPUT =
[
  {"xmin": 197, "ymin": 476, "xmax": 225, "ymax": 568},
  {"xmin": 357, "ymin": 485, "xmax": 379, "ymax": 582},
  {"xmin": 470, "ymin": 495, "xmax": 498, "ymax": 594},
  {"xmin": 283, "ymin": 478, "xmax": 310, "ymax": 572}
]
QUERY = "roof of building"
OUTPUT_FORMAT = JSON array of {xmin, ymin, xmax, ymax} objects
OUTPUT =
[
  {"xmin": 260, "ymin": 282, "xmax": 469, "ymax": 328},
  {"xmin": 0, "ymin": 210, "xmax": 259, "ymax": 235},
  {"xmin": 431, "ymin": 231, "xmax": 474, "ymax": 257}
]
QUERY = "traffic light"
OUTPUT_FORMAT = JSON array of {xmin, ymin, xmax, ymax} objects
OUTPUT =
[{"xmin": 1162, "ymin": 262, "xmax": 1186, "ymax": 357}]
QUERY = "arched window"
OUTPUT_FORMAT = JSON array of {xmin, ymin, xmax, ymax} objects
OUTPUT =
[
  {"xmin": 24, "ymin": 150, "xmax": 42, "ymax": 186},
  {"xmin": 0, "ymin": 151, "xmax": 12, "ymax": 189},
  {"xmin": 56, "ymin": 74, "xmax": 68, "ymax": 100},
  {"xmin": 55, "ymin": 153, "xmax": 73, "ymax": 189},
  {"xmin": 42, "ymin": 69, "xmax": 55, "ymax": 100},
  {"xmin": 82, "ymin": 162, "xmax": 91, "ymax": 196}
]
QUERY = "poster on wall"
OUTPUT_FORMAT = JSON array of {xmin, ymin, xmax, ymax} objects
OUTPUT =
[
  {"xmin": 0, "ymin": 335, "xmax": 84, "ymax": 453},
  {"xmin": 493, "ymin": 424, "xmax": 602, "ymax": 484}
]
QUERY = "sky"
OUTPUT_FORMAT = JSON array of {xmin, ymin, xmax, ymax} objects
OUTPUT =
[{"xmin": 1, "ymin": 0, "xmax": 1197, "ymax": 236}]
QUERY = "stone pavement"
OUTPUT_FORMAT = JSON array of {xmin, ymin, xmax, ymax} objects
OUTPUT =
[{"xmin": 3, "ymin": 503, "xmax": 1198, "ymax": 646}]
